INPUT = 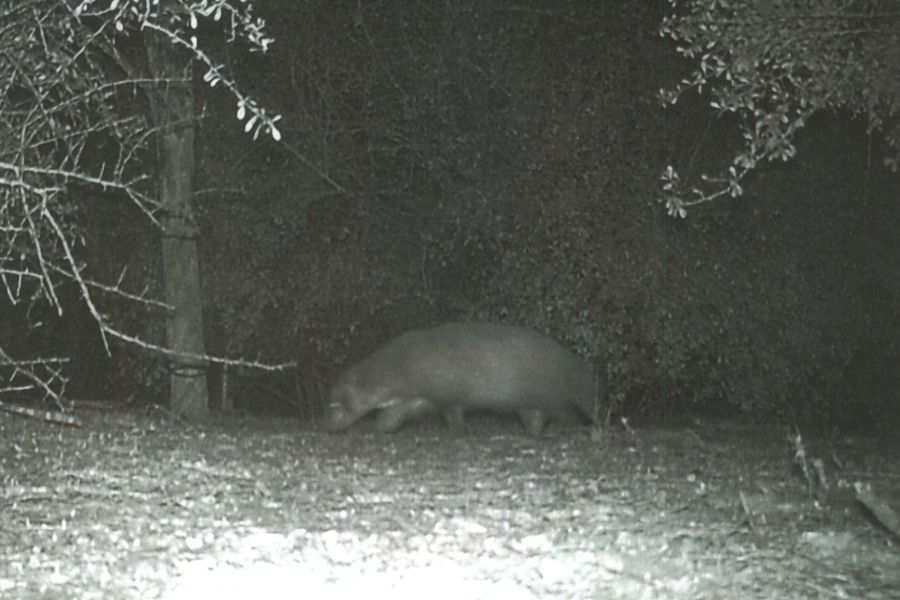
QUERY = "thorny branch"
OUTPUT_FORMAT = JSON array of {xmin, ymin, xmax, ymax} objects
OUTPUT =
[{"xmin": 1, "ymin": 0, "xmax": 285, "ymax": 412}]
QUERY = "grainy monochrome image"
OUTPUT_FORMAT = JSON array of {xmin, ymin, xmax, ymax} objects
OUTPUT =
[{"xmin": 1, "ymin": 1, "xmax": 898, "ymax": 598}]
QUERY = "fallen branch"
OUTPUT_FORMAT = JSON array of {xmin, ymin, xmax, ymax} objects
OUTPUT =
[
  {"xmin": 855, "ymin": 481, "xmax": 900, "ymax": 540},
  {"xmin": 0, "ymin": 399, "xmax": 81, "ymax": 426}
]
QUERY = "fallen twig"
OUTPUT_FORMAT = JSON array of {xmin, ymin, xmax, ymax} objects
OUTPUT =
[
  {"xmin": 854, "ymin": 481, "xmax": 900, "ymax": 540},
  {"xmin": 0, "ymin": 399, "xmax": 80, "ymax": 426}
]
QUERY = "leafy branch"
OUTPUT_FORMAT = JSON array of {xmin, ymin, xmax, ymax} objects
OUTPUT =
[{"xmin": 659, "ymin": 0, "xmax": 900, "ymax": 217}]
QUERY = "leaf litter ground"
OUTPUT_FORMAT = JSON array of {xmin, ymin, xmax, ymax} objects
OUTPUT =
[{"xmin": 1, "ymin": 407, "xmax": 898, "ymax": 599}]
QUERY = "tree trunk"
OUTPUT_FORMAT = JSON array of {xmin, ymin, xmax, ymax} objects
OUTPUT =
[{"xmin": 145, "ymin": 32, "xmax": 209, "ymax": 420}]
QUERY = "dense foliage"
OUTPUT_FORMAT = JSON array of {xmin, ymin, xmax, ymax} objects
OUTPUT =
[
  {"xmin": 4, "ymin": 1, "xmax": 895, "ymax": 427},
  {"xmin": 183, "ymin": 1, "xmax": 897, "ymax": 425}
]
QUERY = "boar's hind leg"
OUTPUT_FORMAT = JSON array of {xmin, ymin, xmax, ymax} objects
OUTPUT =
[
  {"xmin": 517, "ymin": 409, "xmax": 546, "ymax": 437},
  {"xmin": 441, "ymin": 405, "xmax": 466, "ymax": 434},
  {"xmin": 375, "ymin": 398, "xmax": 434, "ymax": 432}
]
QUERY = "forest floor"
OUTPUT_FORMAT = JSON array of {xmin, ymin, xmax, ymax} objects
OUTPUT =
[{"xmin": 1, "ymin": 405, "xmax": 898, "ymax": 599}]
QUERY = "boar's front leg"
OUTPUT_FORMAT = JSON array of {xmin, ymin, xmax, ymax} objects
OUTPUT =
[
  {"xmin": 517, "ymin": 408, "xmax": 547, "ymax": 437},
  {"xmin": 441, "ymin": 405, "xmax": 465, "ymax": 433},
  {"xmin": 374, "ymin": 397, "xmax": 436, "ymax": 432}
]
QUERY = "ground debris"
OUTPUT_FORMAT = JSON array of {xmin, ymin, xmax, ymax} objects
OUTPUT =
[{"xmin": 1, "ymin": 412, "xmax": 898, "ymax": 599}]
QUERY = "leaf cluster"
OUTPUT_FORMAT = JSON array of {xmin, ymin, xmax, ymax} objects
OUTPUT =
[{"xmin": 660, "ymin": 0, "xmax": 900, "ymax": 215}]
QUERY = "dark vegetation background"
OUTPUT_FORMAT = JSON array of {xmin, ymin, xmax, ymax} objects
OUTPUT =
[{"xmin": 49, "ymin": 1, "xmax": 900, "ymax": 427}]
